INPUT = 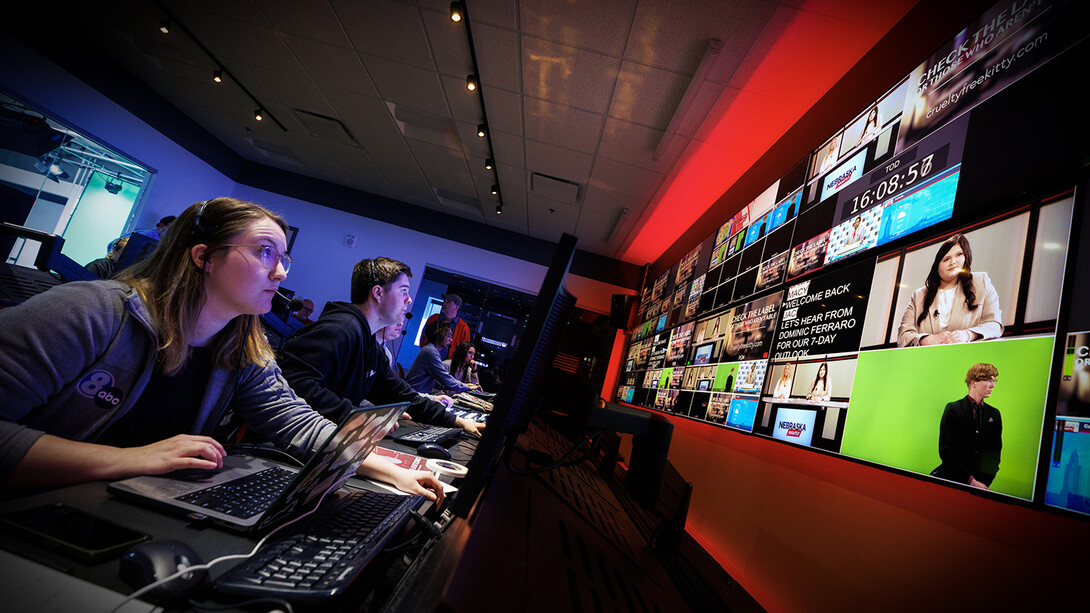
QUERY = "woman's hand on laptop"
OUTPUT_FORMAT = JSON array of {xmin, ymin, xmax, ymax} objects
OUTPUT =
[
  {"xmin": 127, "ymin": 434, "xmax": 227, "ymax": 475},
  {"xmin": 7, "ymin": 433, "xmax": 226, "ymax": 489}
]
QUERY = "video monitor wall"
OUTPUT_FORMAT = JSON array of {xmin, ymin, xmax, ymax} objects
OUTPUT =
[{"xmin": 615, "ymin": 0, "xmax": 1090, "ymax": 514}]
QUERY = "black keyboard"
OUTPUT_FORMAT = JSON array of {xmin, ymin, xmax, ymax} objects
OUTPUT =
[
  {"xmin": 215, "ymin": 490, "xmax": 424, "ymax": 600},
  {"xmin": 176, "ymin": 466, "xmax": 296, "ymax": 519},
  {"xmin": 392, "ymin": 425, "xmax": 461, "ymax": 445}
]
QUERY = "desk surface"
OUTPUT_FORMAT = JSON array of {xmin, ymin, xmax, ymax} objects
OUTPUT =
[{"xmin": 0, "ymin": 431, "xmax": 478, "ymax": 612}]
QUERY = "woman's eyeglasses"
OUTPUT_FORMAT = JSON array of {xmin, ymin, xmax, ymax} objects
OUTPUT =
[{"xmin": 222, "ymin": 243, "xmax": 292, "ymax": 273}]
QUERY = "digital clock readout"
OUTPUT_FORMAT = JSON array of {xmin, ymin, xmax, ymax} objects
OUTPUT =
[{"xmin": 846, "ymin": 145, "xmax": 946, "ymax": 217}]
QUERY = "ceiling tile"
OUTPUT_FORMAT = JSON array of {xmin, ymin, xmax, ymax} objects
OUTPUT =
[
  {"xmin": 332, "ymin": 0, "xmax": 435, "ymax": 69},
  {"xmin": 472, "ymin": 23, "xmax": 522, "ymax": 92},
  {"xmin": 609, "ymin": 61, "xmax": 688, "ymax": 130},
  {"xmin": 480, "ymin": 86, "xmax": 523, "ymax": 136},
  {"xmin": 253, "ymin": 0, "xmax": 353, "ymax": 47},
  {"xmin": 522, "ymin": 36, "xmax": 619, "ymax": 115},
  {"xmin": 523, "ymin": 97, "xmax": 603, "ymax": 155},
  {"xmin": 282, "ymin": 34, "xmax": 380, "ymax": 98},
  {"xmin": 520, "ymin": 0, "xmax": 635, "ymax": 57},
  {"xmin": 525, "ymin": 141, "xmax": 592, "ymax": 187},
  {"xmin": 365, "ymin": 56, "xmax": 450, "ymax": 117},
  {"xmin": 589, "ymin": 157, "xmax": 664, "ymax": 200}
]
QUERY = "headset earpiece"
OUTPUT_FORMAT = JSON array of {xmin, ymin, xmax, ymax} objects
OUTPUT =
[{"xmin": 188, "ymin": 200, "xmax": 217, "ymax": 242}]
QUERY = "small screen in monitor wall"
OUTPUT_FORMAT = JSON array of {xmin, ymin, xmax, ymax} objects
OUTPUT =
[
  {"xmin": 823, "ymin": 207, "xmax": 882, "ymax": 266},
  {"xmin": 706, "ymin": 393, "xmax": 729, "ymax": 424},
  {"xmin": 1045, "ymin": 331, "xmax": 1090, "ymax": 517},
  {"xmin": 726, "ymin": 396, "xmax": 759, "ymax": 432},
  {"xmin": 692, "ymin": 341, "xmax": 716, "ymax": 365},
  {"xmin": 771, "ymin": 406, "xmax": 817, "ymax": 447}
]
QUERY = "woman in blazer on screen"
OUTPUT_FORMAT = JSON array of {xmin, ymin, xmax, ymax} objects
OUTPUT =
[{"xmin": 897, "ymin": 234, "xmax": 1003, "ymax": 348}]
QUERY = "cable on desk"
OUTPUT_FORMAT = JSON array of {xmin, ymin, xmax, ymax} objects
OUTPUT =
[{"xmin": 107, "ymin": 476, "xmax": 344, "ymax": 613}]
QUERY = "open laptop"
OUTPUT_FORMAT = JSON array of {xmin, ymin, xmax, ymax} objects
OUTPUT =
[{"xmin": 107, "ymin": 402, "xmax": 407, "ymax": 534}]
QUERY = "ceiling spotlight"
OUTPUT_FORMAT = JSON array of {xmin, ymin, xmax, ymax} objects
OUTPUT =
[
  {"xmin": 477, "ymin": 124, "xmax": 486, "ymax": 138},
  {"xmin": 450, "ymin": 2, "xmax": 463, "ymax": 22},
  {"xmin": 495, "ymin": 203, "xmax": 503, "ymax": 214},
  {"xmin": 159, "ymin": 18, "xmax": 171, "ymax": 34},
  {"xmin": 491, "ymin": 184, "xmax": 499, "ymax": 196},
  {"xmin": 104, "ymin": 179, "xmax": 123, "ymax": 195},
  {"xmin": 212, "ymin": 69, "xmax": 223, "ymax": 83},
  {"xmin": 484, "ymin": 158, "xmax": 493, "ymax": 170},
  {"xmin": 254, "ymin": 109, "xmax": 264, "ymax": 122},
  {"xmin": 466, "ymin": 74, "xmax": 478, "ymax": 91}
]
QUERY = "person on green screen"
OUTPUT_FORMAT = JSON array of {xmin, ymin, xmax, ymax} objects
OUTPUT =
[{"xmin": 931, "ymin": 363, "xmax": 1002, "ymax": 489}]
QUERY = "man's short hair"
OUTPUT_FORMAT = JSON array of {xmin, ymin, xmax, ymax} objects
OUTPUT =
[
  {"xmin": 351, "ymin": 257, "xmax": 412, "ymax": 303},
  {"xmin": 443, "ymin": 293, "xmax": 463, "ymax": 308},
  {"xmin": 965, "ymin": 363, "xmax": 999, "ymax": 385},
  {"xmin": 158, "ymin": 215, "xmax": 177, "ymax": 226}
]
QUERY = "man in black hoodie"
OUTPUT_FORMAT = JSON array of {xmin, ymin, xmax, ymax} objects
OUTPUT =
[{"xmin": 279, "ymin": 256, "xmax": 484, "ymax": 435}]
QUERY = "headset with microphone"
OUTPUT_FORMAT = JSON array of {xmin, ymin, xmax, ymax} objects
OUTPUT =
[{"xmin": 277, "ymin": 289, "xmax": 304, "ymax": 313}]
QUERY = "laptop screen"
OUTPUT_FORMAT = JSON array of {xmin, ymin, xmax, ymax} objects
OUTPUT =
[{"xmin": 255, "ymin": 403, "xmax": 405, "ymax": 531}]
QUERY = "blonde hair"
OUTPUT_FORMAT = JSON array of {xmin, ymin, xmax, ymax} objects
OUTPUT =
[{"xmin": 117, "ymin": 197, "xmax": 287, "ymax": 375}]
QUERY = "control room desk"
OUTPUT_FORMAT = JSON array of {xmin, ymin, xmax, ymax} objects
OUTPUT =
[{"xmin": 0, "ymin": 432, "xmax": 478, "ymax": 613}]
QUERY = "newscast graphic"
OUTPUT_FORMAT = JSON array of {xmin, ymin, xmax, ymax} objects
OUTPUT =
[{"xmin": 779, "ymin": 420, "xmax": 807, "ymax": 438}]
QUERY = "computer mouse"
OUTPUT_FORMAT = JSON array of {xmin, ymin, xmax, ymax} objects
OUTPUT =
[
  {"xmin": 417, "ymin": 442, "xmax": 452, "ymax": 460},
  {"xmin": 119, "ymin": 538, "xmax": 209, "ymax": 601}
]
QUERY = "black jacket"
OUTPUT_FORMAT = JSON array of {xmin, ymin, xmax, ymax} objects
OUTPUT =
[
  {"xmin": 932, "ymin": 395, "xmax": 1002, "ymax": 486},
  {"xmin": 279, "ymin": 301, "xmax": 455, "ymax": 427}
]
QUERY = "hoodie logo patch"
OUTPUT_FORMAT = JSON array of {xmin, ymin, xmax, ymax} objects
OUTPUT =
[{"xmin": 77, "ymin": 370, "xmax": 125, "ymax": 408}]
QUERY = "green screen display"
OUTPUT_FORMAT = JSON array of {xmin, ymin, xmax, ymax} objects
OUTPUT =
[{"xmin": 842, "ymin": 336, "xmax": 1054, "ymax": 499}]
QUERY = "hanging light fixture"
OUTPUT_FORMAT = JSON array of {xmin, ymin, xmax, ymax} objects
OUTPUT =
[
  {"xmin": 477, "ymin": 124, "xmax": 486, "ymax": 138},
  {"xmin": 484, "ymin": 158, "xmax": 493, "ymax": 170},
  {"xmin": 159, "ymin": 18, "xmax": 171, "ymax": 34},
  {"xmin": 466, "ymin": 74, "xmax": 478, "ymax": 91},
  {"xmin": 450, "ymin": 2, "xmax": 464, "ymax": 22},
  {"xmin": 212, "ymin": 69, "xmax": 223, "ymax": 83},
  {"xmin": 254, "ymin": 109, "xmax": 264, "ymax": 122}
]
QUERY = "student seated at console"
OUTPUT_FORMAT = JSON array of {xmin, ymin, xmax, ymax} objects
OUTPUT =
[
  {"xmin": 278, "ymin": 257, "xmax": 484, "ymax": 436},
  {"xmin": 406, "ymin": 322, "xmax": 481, "ymax": 396},
  {"xmin": 0, "ymin": 197, "xmax": 442, "ymax": 502}
]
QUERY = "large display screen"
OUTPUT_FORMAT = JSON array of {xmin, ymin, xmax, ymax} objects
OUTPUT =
[{"xmin": 618, "ymin": 0, "xmax": 1084, "ymax": 511}]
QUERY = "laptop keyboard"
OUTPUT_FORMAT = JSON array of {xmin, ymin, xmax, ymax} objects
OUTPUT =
[
  {"xmin": 215, "ymin": 490, "xmax": 423, "ymax": 599},
  {"xmin": 176, "ymin": 465, "xmax": 296, "ymax": 519},
  {"xmin": 392, "ymin": 425, "xmax": 461, "ymax": 445}
]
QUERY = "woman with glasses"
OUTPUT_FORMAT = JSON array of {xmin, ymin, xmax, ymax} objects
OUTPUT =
[{"xmin": 0, "ymin": 197, "xmax": 443, "ymax": 503}]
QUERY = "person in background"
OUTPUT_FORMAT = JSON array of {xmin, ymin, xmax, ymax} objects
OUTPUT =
[
  {"xmin": 931, "ymin": 363, "xmax": 1002, "ymax": 490},
  {"xmin": 84, "ymin": 236, "xmax": 128, "ymax": 279},
  {"xmin": 278, "ymin": 258, "xmax": 483, "ymax": 436},
  {"xmin": 772, "ymin": 363, "xmax": 793, "ymax": 400},
  {"xmin": 806, "ymin": 362, "xmax": 832, "ymax": 402},
  {"xmin": 376, "ymin": 318, "xmax": 407, "ymax": 379},
  {"xmin": 406, "ymin": 321, "xmax": 480, "ymax": 396},
  {"xmin": 0, "ymin": 197, "xmax": 442, "ymax": 501},
  {"xmin": 446, "ymin": 341, "xmax": 482, "ymax": 392},
  {"xmin": 292, "ymin": 298, "xmax": 315, "ymax": 325},
  {"xmin": 155, "ymin": 215, "xmax": 177, "ymax": 240},
  {"xmin": 420, "ymin": 293, "xmax": 470, "ymax": 360},
  {"xmin": 135, "ymin": 215, "xmax": 180, "ymax": 263}
]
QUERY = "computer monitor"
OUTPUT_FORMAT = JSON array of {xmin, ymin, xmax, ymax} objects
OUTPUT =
[{"xmin": 451, "ymin": 233, "xmax": 578, "ymax": 518}]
